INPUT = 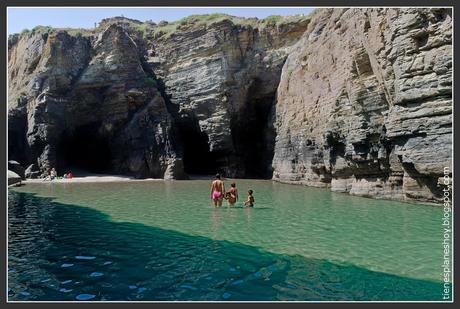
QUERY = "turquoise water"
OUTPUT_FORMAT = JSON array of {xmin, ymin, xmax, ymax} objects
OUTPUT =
[{"xmin": 8, "ymin": 180, "xmax": 448, "ymax": 301}]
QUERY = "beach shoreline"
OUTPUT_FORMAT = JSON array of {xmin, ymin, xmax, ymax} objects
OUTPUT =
[{"xmin": 22, "ymin": 175, "xmax": 164, "ymax": 184}]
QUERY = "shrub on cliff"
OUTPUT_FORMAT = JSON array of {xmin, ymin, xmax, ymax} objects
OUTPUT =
[
  {"xmin": 144, "ymin": 77, "xmax": 158, "ymax": 88},
  {"xmin": 31, "ymin": 25, "xmax": 55, "ymax": 34},
  {"xmin": 264, "ymin": 15, "xmax": 282, "ymax": 25}
]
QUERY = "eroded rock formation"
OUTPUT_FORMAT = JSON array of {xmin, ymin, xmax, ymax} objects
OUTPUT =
[
  {"xmin": 8, "ymin": 9, "xmax": 452, "ymax": 203},
  {"xmin": 149, "ymin": 16, "xmax": 311, "ymax": 177},
  {"xmin": 8, "ymin": 24, "xmax": 185, "ymax": 179},
  {"xmin": 272, "ymin": 8, "xmax": 452, "ymax": 203}
]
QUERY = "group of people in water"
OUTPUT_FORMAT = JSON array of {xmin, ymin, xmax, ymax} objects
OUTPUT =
[
  {"xmin": 40, "ymin": 169, "xmax": 251, "ymax": 208},
  {"xmin": 210, "ymin": 173, "xmax": 255, "ymax": 207}
]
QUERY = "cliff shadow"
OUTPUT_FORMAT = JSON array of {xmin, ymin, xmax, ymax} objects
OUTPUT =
[
  {"xmin": 8, "ymin": 191, "xmax": 445, "ymax": 301},
  {"xmin": 173, "ymin": 116, "xmax": 221, "ymax": 175},
  {"xmin": 231, "ymin": 79, "xmax": 277, "ymax": 179},
  {"xmin": 56, "ymin": 122, "xmax": 113, "ymax": 174}
]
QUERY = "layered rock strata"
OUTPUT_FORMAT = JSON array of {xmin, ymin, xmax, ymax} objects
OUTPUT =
[
  {"xmin": 272, "ymin": 8, "xmax": 452, "ymax": 203},
  {"xmin": 148, "ymin": 16, "xmax": 311, "ymax": 177},
  {"xmin": 8, "ymin": 24, "xmax": 184, "ymax": 179},
  {"xmin": 8, "ymin": 9, "xmax": 452, "ymax": 203}
]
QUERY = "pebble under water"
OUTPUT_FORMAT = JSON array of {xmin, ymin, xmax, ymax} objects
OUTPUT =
[{"xmin": 8, "ymin": 180, "xmax": 448, "ymax": 301}]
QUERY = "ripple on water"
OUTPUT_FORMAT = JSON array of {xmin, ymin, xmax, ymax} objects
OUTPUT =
[
  {"xmin": 59, "ymin": 288, "xmax": 73, "ymax": 293},
  {"xmin": 179, "ymin": 284, "xmax": 197, "ymax": 291},
  {"xmin": 76, "ymin": 294, "xmax": 96, "ymax": 301},
  {"xmin": 231, "ymin": 279, "xmax": 244, "ymax": 286},
  {"xmin": 76, "ymin": 256, "xmax": 96, "ymax": 260},
  {"xmin": 61, "ymin": 263, "xmax": 74, "ymax": 268}
]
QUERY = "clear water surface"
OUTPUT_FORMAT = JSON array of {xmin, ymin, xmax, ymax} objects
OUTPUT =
[{"xmin": 8, "ymin": 180, "xmax": 447, "ymax": 301}]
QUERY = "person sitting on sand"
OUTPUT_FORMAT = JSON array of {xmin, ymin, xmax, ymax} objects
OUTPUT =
[
  {"xmin": 42, "ymin": 168, "xmax": 56, "ymax": 181},
  {"xmin": 210, "ymin": 173, "xmax": 225, "ymax": 207},
  {"xmin": 50, "ymin": 168, "xmax": 57, "ymax": 180},
  {"xmin": 244, "ymin": 189, "xmax": 255, "ymax": 207},
  {"xmin": 226, "ymin": 183, "xmax": 238, "ymax": 207}
]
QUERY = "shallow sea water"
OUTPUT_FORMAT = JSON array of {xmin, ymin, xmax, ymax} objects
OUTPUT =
[{"xmin": 8, "ymin": 180, "xmax": 447, "ymax": 301}]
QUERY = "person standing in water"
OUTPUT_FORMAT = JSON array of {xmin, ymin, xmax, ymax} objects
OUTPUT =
[
  {"xmin": 244, "ymin": 189, "xmax": 255, "ymax": 207},
  {"xmin": 210, "ymin": 174, "xmax": 225, "ymax": 207},
  {"xmin": 226, "ymin": 182, "xmax": 239, "ymax": 207}
]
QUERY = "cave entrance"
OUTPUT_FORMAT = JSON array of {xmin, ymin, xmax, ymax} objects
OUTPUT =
[
  {"xmin": 232, "ymin": 83, "xmax": 276, "ymax": 178},
  {"xmin": 57, "ymin": 123, "xmax": 113, "ymax": 174},
  {"xmin": 177, "ymin": 119, "xmax": 219, "ymax": 175}
]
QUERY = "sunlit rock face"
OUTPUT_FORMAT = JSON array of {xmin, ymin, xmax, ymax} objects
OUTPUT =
[
  {"xmin": 272, "ymin": 8, "xmax": 452, "ymax": 203},
  {"xmin": 8, "ymin": 9, "xmax": 452, "ymax": 203},
  {"xmin": 8, "ymin": 25, "xmax": 185, "ymax": 179}
]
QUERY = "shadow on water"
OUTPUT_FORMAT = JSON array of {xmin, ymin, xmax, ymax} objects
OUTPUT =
[{"xmin": 8, "ymin": 191, "xmax": 445, "ymax": 301}]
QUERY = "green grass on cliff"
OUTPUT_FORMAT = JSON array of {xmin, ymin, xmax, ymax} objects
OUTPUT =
[
  {"xmin": 12, "ymin": 10, "xmax": 318, "ymax": 42},
  {"xmin": 263, "ymin": 15, "xmax": 283, "ymax": 24},
  {"xmin": 61, "ymin": 28, "xmax": 94, "ymax": 37},
  {"xmin": 31, "ymin": 26, "xmax": 55, "ymax": 34},
  {"xmin": 151, "ymin": 12, "xmax": 313, "ymax": 39},
  {"xmin": 151, "ymin": 13, "xmax": 234, "ymax": 39},
  {"xmin": 17, "ymin": 25, "xmax": 94, "ymax": 38},
  {"xmin": 178, "ymin": 13, "xmax": 233, "ymax": 25},
  {"xmin": 17, "ymin": 25, "xmax": 56, "ymax": 36}
]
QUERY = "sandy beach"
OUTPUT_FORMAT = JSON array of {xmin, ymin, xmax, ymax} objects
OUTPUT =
[{"xmin": 23, "ymin": 174, "xmax": 163, "ymax": 184}]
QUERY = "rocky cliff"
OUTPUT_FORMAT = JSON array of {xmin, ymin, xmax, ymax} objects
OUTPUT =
[
  {"xmin": 8, "ymin": 14, "xmax": 310, "ymax": 180},
  {"xmin": 8, "ymin": 9, "xmax": 452, "ymax": 203},
  {"xmin": 148, "ymin": 15, "xmax": 311, "ymax": 177},
  {"xmin": 8, "ymin": 23, "xmax": 184, "ymax": 179},
  {"xmin": 272, "ymin": 8, "xmax": 452, "ymax": 203}
]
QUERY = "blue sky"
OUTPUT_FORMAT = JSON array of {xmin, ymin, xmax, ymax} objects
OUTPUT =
[{"xmin": 8, "ymin": 7, "xmax": 315, "ymax": 34}]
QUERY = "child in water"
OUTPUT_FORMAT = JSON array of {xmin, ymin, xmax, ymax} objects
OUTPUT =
[
  {"xmin": 225, "ymin": 183, "xmax": 238, "ymax": 207},
  {"xmin": 244, "ymin": 189, "xmax": 255, "ymax": 207}
]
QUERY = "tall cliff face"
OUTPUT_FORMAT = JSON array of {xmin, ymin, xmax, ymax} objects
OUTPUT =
[
  {"xmin": 8, "ymin": 25, "xmax": 185, "ymax": 179},
  {"xmin": 8, "ymin": 14, "xmax": 310, "ymax": 179},
  {"xmin": 8, "ymin": 9, "xmax": 452, "ymax": 203},
  {"xmin": 272, "ymin": 8, "xmax": 452, "ymax": 203},
  {"xmin": 149, "ymin": 16, "xmax": 311, "ymax": 177}
]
